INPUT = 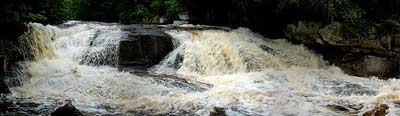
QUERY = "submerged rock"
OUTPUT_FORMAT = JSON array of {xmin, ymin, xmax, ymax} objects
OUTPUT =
[
  {"xmin": 209, "ymin": 107, "xmax": 226, "ymax": 116},
  {"xmin": 50, "ymin": 99, "xmax": 83, "ymax": 116}
]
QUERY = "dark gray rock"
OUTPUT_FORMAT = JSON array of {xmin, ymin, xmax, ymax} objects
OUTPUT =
[
  {"xmin": 0, "ymin": 96, "xmax": 51, "ymax": 115},
  {"xmin": 50, "ymin": 100, "xmax": 83, "ymax": 116},
  {"xmin": 319, "ymin": 22, "xmax": 389, "ymax": 50},
  {"xmin": 209, "ymin": 107, "xmax": 226, "ymax": 116},
  {"xmin": 0, "ymin": 80, "xmax": 10, "ymax": 94},
  {"xmin": 285, "ymin": 21, "xmax": 324, "ymax": 45},
  {"xmin": 118, "ymin": 25, "xmax": 173, "ymax": 70},
  {"xmin": 393, "ymin": 33, "xmax": 400, "ymax": 52},
  {"xmin": 335, "ymin": 55, "xmax": 398, "ymax": 78},
  {"xmin": 0, "ymin": 56, "xmax": 11, "ymax": 94},
  {"xmin": 0, "ymin": 56, "xmax": 4, "ymax": 77}
]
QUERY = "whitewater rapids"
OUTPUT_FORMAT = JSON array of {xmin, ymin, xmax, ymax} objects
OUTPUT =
[{"xmin": 6, "ymin": 21, "xmax": 400, "ymax": 115}]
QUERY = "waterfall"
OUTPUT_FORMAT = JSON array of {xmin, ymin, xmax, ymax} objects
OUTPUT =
[
  {"xmin": 6, "ymin": 21, "xmax": 400, "ymax": 116},
  {"xmin": 152, "ymin": 28, "xmax": 324, "ymax": 76},
  {"xmin": 18, "ymin": 23, "xmax": 57, "ymax": 60},
  {"xmin": 51, "ymin": 21, "xmax": 123, "ymax": 66}
]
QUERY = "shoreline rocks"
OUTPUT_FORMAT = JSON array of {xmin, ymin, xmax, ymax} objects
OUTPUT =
[{"xmin": 286, "ymin": 21, "xmax": 400, "ymax": 78}]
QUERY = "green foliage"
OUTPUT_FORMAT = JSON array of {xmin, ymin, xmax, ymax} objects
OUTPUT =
[
  {"xmin": 12, "ymin": 0, "xmax": 73, "ymax": 24},
  {"xmin": 340, "ymin": 20, "xmax": 375, "ymax": 39},
  {"xmin": 76, "ymin": 0, "xmax": 185, "ymax": 24},
  {"xmin": 275, "ymin": 0, "xmax": 399, "ymax": 39},
  {"xmin": 0, "ymin": 40, "xmax": 22, "ymax": 61},
  {"xmin": 164, "ymin": 0, "xmax": 185, "ymax": 20},
  {"xmin": 274, "ymin": 0, "xmax": 364, "ymax": 23},
  {"xmin": 320, "ymin": 0, "xmax": 364, "ymax": 22},
  {"xmin": 1, "ymin": 0, "xmax": 73, "ymax": 63}
]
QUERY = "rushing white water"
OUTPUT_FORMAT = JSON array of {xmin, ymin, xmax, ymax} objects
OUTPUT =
[
  {"xmin": 18, "ymin": 23, "xmax": 57, "ymax": 60},
  {"xmin": 7, "ymin": 21, "xmax": 400, "ymax": 115}
]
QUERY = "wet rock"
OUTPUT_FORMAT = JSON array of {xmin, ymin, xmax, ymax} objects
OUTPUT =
[
  {"xmin": 209, "ymin": 107, "xmax": 226, "ymax": 116},
  {"xmin": 331, "ymin": 55, "xmax": 398, "ymax": 78},
  {"xmin": 0, "ymin": 96, "xmax": 53, "ymax": 115},
  {"xmin": 326, "ymin": 104, "xmax": 350, "ymax": 112},
  {"xmin": 319, "ymin": 22, "xmax": 388, "ymax": 50},
  {"xmin": 133, "ymin": 72, "xmax": 211, "ymax": 92},
  {"xmin": 50, "ymin": 99, "xmax": 83, "ymax": 116},
  {"xmin": 378, "ymin": 104, "xmax": 389, "ymax": 110},
  {"xmin": 362, "ymin": 104, "xmax": 389, "ymax": 116},
  {"xmin": 0, "ymin": 80, "xmax": 10, "ymax": 94},
  {"xmin": 3, "ymin": 62, "xmax": 30, "ymax": 88},
  {"xmin": 375, "ymin": 109, "xmax": 386, "ymax": 116},
  {"xmin": 118, "ymin": 25, "xmax": 173, "ymax": 70},
  {"xmin": 0, "ymin": 56, "xmax": 4, "ymax": 77},
  {"xmin": 362, "ymin": 110, "xmax": 374, "ymax": 116},
  {"xmin": 0, "ymin": 56, "xmax": 10, "ymax": 94},
  {"xmin": 285, "ymin": 21, "xmax": 324, "ymax": 45},
  {"xmin": 325, "ymin": 100, "xmax": 364, "ymax": 115},
  {"xmin": 394, "ymin": 33, "xmax": 400, "ymax": 51}
]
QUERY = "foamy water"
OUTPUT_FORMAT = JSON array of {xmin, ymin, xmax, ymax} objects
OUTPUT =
[{"xmin": 7, "ymin": 21, "xmax": 400, "ymax": 115}]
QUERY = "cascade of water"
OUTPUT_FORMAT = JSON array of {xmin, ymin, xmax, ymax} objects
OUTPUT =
[
  {"xmin": 51, "ymin": 22, "xmax": 124, "ymax": 66},
  {"xmin": 7, "ymin": 21, "xmax": 400, "ymax": 116},
  {"xmin": 18, "ymin": 23, "xmax": 57, "ymax": 60},
  {"xmin": 152, "ymin": 28, "xmax": 324, "ymax": 76}
]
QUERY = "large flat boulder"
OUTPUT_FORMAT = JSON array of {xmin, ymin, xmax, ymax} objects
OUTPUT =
[
  {"xmin": 328, "ymin": 54, "xmax": 398, "ymax": 78},
  {"xmin": 118, "ymin": 25, "xmax": 173, "ymax": 70},
  {"xmin": 318, "ymin": 22, "xmax": 390, "ymax": 50}
]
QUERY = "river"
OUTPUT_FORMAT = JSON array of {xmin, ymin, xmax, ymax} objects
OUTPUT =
[{"xmin": 3, "ymin": 21, "xmax": 400, "ymax": 116}]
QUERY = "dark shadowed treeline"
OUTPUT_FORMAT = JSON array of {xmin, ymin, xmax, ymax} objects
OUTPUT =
[
  {"xmin": 183, "ymin": 0, "xmax": 400, "ymax": 38},
  {"xmin": 75, "ymin": 0, "xmax": 185, "ymax": 24},
  {"xmin": 1, "ymin": 0, "xmax": 184, "ymax": 35}
]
